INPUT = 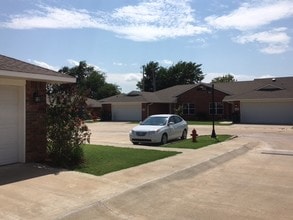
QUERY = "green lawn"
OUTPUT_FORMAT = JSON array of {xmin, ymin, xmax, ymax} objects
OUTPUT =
[
  {"xmin": 187, "ymin": 121, "xmax": 232, "ymax": 125},
  {"xmin": 75, "ymin": 135, "xmax": 232, "ymax": 176},
  {"xmin": 165, "ymin": 135, "xmax": 232, "ymax": 149},
  {"xmin": 75, "ymin": 145, "xmax": 180, "ymax": 176}
]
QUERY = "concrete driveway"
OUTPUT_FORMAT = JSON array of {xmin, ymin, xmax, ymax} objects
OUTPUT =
[{"xmin": 0, "ymin": 123, "xmax": 293, "ymax": 219}]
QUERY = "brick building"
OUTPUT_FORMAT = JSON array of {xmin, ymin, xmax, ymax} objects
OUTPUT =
[
  {"xmin": 0, "ymin": 54, "xmax": 75, "ymax": 165},
  {"xmin": 99, "ymin": 77, "xmax": 293, "ymax": 125}
]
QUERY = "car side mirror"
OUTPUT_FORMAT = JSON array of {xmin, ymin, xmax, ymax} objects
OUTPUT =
[{"xmin": 168, "ymin": 122, "xmax": 175, "ymax": 126}]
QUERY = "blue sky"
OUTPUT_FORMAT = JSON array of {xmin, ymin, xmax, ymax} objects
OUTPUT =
[{"xmin": 1, "ymin": 0, "xmax": 292, "ymax": 93}]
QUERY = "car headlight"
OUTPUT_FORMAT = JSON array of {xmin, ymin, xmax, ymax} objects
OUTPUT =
[{"xmin": 148, "ymin": 131, "xmax": 156, "ymax": 135}]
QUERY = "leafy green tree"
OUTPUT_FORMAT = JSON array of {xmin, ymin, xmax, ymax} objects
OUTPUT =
[
  {"xmin": 47, "ymin": 84, "xmax": 91, "ymax": 168},
  {"xmin": 167, "ymin": 61, "xmax": 204, "ymax": 85},
  {"xmin": 136, "ymin": 61, "xmax": 161, "ymax": 92},
  {"xmin": 137, "ymin": 61, "xmax": 204, "ymax": 91},
  {"xmin": 211, "ymin": 74, "xmax": 236, "ymax": 83},
  {"xmin": 59, "ymin": 61, "xmax": 120, "ymax": 99}
]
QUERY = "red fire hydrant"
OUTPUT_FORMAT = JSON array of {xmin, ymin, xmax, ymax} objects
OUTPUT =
[{"xmin": 190, "ymin": 129, "xmax": 198, "ymax": 142}]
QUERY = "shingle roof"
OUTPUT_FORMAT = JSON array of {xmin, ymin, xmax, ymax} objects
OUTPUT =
[
  {"xmin": 0, "ymin": 54, "xmax": 75, "ymax": 83},
  {"xmin": 86, "ymin": 98, "xmax": 102, "ymax": 108},
  {"xmin": 99, "ymin": 84, "xmax": 198, "ymax": 104},
  {"xmin": 155, "ymin": 84, "xmax": 197, "ymax": 102},
  {"xmin": 99, "ymin": 77, "xmax": 293, "ymax": 104},
  {"xmin": 99, "ymin": 91, "xmax": 162, "ymax": 103},
  {"xmin": 217, "ymin": 77, "xmax": 293, "ymax": 101}
]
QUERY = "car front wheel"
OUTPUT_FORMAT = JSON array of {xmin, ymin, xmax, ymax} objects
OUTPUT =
[
  {"xmin": 161, "ymin": 133, "xmax": 168, "ymax": 145},
  {"xmin": 181, "ymin": 129, "xmax": 187, "ymax": 140}
]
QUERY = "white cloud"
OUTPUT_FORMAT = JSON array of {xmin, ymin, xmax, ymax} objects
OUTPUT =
[
  {"xmin": 67, "ymin": 59, "xmax": 103, "ymax": 71},
  {"xmin": 125, "ymin": 73, "xmax": 141, "ymax": 82},
  {"xmin": 113, "ymin": 62, "xmax": 126, "ymax": 66},
  {"xmin": 108, "ymin": 0, "xmax": 210, "ymax": 41},
  {"xmin": 0, "ymin": 0, "xmax": 210, "ymax": 41},
  {"xmin": 234, "ymin": 28, "xmax": 290, "ymax": 54},
  {"xmin": 2, "ymin": 6, "xmax": 105, "ymax": 29},
  {"xmin": 203, "ymin": 72, "xmax": 277, "ymax": 83},
  {"xmin": 203, "ymin": 73, "xmax": 253, "ymax": 83},
  {"xmin": 29, "ymin": 59, "xmax": 58, "ymax": 71},
  {"xmin": 160, "ymin": 59, "xmax": 173, "ymax": 66},
  {"xmin": 258, "ymin": 74, "xmax": 276, "ymax": 79},
  {"xmin": 107, "ymin": 73, "xmax": 141, "ymax": 92},
  {"xmin": 205, "ymin": 1, "xmax": 293, "ymax": 30},
  {"xmin": 67, "ymin": 59, "xmax": 79, "ymax": 66}
]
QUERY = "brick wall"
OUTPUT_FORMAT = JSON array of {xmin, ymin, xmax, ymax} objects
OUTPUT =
[
  {"xmin": 101, "ymin": 104, "xmax": 112, "ymax": 121},
  {"xmin": 177, "ymin": 86, "xmax": 231, "ymax": 121},
  {"xmin": 26, "ymin": 81, "xmax": 47, "ymax": 162},
  {"xmin": 142, "ymin": 103, "xmax": 172, "ymax": 120}
]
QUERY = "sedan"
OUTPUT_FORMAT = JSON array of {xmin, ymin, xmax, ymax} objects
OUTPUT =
[{"xmin": 129, "ymin": 114, "xmax": 188, "ymax": 145}]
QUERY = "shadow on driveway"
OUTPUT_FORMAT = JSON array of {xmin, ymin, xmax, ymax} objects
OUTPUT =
[{"xmin": 0, "ymin": 163, "xmax": 61, "ymax": 185}]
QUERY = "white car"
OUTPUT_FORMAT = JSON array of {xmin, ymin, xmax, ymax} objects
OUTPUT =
[{"xmin": 129, "ymin": 114, "xmax": 188, "ymax": 145}]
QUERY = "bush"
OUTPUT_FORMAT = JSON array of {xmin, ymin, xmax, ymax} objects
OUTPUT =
[{"xmin": 47, "ymin": 84, "xmax": 91, "ymax": 168}]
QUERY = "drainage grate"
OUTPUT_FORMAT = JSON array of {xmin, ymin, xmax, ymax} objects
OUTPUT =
[{"xmin": 261, "ymin": 150, "xmax": 293, "ymax": 156}]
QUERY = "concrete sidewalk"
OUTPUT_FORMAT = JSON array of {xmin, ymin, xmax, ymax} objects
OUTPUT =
[{"xmin": 0, "ymin": 136, "xmax": 258, "ymax": 220}]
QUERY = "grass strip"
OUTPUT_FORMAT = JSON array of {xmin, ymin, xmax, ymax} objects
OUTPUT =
[
  {"xmin": 75, "ymin": 145, "xmax": 180, "ymax": 176},
  {"xmin": 165, "ymin": 135, "xmax": 232, "ymax": 149}
]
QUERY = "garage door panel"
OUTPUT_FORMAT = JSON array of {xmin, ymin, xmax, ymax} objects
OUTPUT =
[
  {"xmin": 0, "ymin": 147, "xmax": 18, "ymax": 163},
  {"xmin": 112, "ymin": 104, "xmax": 141, "ymax": 121},
  {"xmin": 0, "ymin": 85, "xmax": 23, "ymax": 165},
  {"xmin": 0, "ymin": 126, "xmax": 18, "ymax": 145},
  {"xmin": 0, "ymin": 104, "xmax": 18, "ymax": 124},
  {"xmin": 0, "ymin": 86, "xmax": 18, "ymax": 102},
  {"xmin": 241, "ymin": 102, "xmax": 293, "ymax": 124}
]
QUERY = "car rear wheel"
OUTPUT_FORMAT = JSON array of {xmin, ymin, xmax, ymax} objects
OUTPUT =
[
  {"xmin": 181, "ymin": 129, "xmax": 187, "ymax": 140},
  {"xmin": 161, "ymin": 133, "xmax": 168, "ymax": 145}
]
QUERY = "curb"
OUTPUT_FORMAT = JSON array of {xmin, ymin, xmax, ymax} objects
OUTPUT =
[{"xmin": 146, "ymin": 142, "xmax": 255, "ymax": 184}]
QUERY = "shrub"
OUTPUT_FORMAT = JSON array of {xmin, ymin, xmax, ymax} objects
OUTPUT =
[{"xmin": 47, "ymin": 84, "xmax": 91, "ymax": 168}]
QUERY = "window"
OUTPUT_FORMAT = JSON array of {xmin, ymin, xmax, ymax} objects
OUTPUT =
[
  {"xmin": 174, "ymin": 116, "xmax": 183, "ymax": 123},
  {"xmin": 183, "ymin": 103, "xmax": 195, "ymax": 115},
  {"xmin": 209, "ymin": 102, "xmax": 224, "ymax": 115}
]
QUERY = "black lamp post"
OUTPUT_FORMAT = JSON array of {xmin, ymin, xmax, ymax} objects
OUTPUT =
[{"xmin": 211, "ymin": 84, "xmax": 217, "ymax": 138}]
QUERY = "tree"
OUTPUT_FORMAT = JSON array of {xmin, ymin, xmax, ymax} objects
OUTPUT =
[
  {"xmin": 59, "ymin": 61, "xmax": 121, "ymax": 99},
  {"xmin": 211, "ymin": 74, "xmax": 236, "ymax": 83},
  {"xmin": 136, "ymin": 61, "xmax": 204, "ymax": 91},
  {"xmin": 167, "ymin": 61, "xmax": 204, "ymax": 86},
  {"xmin": 137, "ymin": 61, "xmax": 161, "ymax": 92},
  {"xmin": 47, "ymin": 84, "xmax": 91, "ymax": 168}
]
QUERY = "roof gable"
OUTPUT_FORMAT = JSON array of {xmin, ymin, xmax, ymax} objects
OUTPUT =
[
  {"xmin": 154, "ymin": 84, "xmax": 197, "ymax": 102},
  {"xmin": 256, "ymin": 84, "xmax": 283, "ymax": 91}
]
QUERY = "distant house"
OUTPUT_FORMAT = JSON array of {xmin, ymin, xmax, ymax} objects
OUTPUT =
[
  {"xmin": 86, "ymin": 98, "xmax": 101, "ymax": 120},
  {"xmin": 219, "ymin": 77, "xmax": 293, "ymax": 124},
  {"xmin": 0, "ymin": 54, "xmax": 75, "ymax": 165},
  {"xmin": 99, "ymin": 77, "xmax": 293, "ymax": 125}
]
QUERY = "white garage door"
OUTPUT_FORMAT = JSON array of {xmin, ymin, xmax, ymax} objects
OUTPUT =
[
  {"xmin": 112, "ymin": 103, "xmax": 141, "ymax": 121},
  {"xmin": 0, "ymin": 84, "xmax": 24, "ymax": 165},
  {"xmin": 241, "ymin": 101, "xmax": 293, "ymax": 124}
]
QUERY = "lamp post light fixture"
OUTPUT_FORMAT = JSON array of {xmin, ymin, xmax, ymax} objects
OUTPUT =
[
  {"xmin": 33, "ymin": 91, "xmax": 41, "ymax": 103},
  {"xmin": 211, "ymin": 83, "xmax": 217, "ymax": 139}
]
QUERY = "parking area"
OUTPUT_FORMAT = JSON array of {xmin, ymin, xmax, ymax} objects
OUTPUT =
[
  {"xmin": 87, "ymin": 122, "xmax": 293, "ymax": 149},
  {"xmin": 1, "ymin": 123, "xmax": 293, "ymax": 219}
]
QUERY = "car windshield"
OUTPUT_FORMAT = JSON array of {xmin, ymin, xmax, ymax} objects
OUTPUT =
[{"xmin": 141, "ymin": 116, "xmax": 168, "ymax": 126}]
